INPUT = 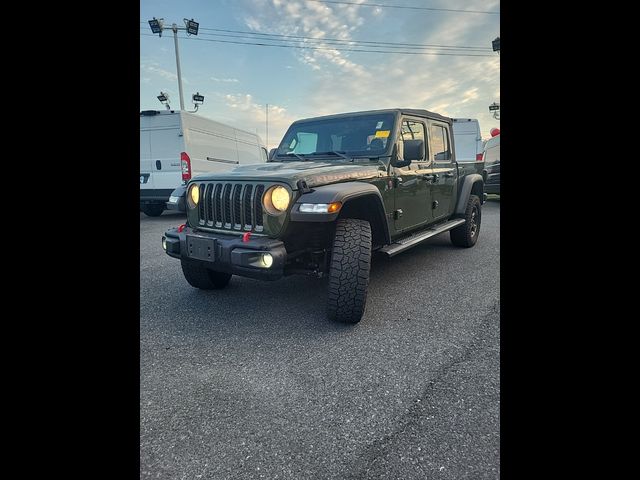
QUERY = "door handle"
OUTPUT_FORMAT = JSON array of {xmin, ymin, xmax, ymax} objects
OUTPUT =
[
  {"xmin": 418, "ymin": 174, "xmax": 435, "ymax": 181},
  {"xmin": 155, "ymin": 160, "xmax": 162, "ymax": 170},
  {"xmin": 443, "ymin": 172, "xmax": 454, "ymax": 178}
]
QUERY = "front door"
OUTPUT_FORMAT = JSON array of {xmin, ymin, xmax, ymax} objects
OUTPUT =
[
  {"xmin": 429, "ymin": 121, "xmax": 456, "ymax": 221},
  {"xmin": 393, "ymin": 117, "xmax": 433, "ymax": 233}
]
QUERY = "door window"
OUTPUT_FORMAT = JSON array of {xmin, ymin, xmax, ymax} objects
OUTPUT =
[
  {"xmin": 430, "ymin": 124, "xmax": 451, "ymax": 162},
  {"xmin": 400, "ymin": 120, "xmax": 428, "ymax": 164}
]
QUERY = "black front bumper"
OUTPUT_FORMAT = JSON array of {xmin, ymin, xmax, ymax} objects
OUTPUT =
[{"xmin": 163, "ymin": 226, "xmax": 287, "ymax": 281}]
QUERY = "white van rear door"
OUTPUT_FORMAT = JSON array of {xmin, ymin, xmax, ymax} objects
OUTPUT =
[
  {"xmin": 149, "ymin": 127, "xmax": 183, "ymax": 190},
  {"xmin": 140, "ymin": 130, "xmax": 154, "ymax": 189}
]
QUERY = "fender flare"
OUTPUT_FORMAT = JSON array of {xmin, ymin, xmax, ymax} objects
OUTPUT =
[
  {"xmin": 455, "ymin": 174, "xmax": 484, "ymax": 215},
  {"xmin": 290, "ymin": 182, "xmax": 391, "ymax": 243}
]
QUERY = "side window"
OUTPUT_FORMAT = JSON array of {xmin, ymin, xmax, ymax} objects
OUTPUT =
[
  {"xmin": 400, "ymin": 119, "xmax": 427, "ymax": 162},
  {"xmin": 431, "ymin": 124, "xmax": 451, "ymax": 162}
]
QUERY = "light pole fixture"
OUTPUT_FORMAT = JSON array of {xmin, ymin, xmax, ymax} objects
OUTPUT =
[
  {"xmin": 489, "ymin": 102, "xmax": 500, "ymax": 120},
  {"xmin": 185, "ymin": 18, "xmax": 199, "ymax": 36},
  {"xmin": 157, "ymin": 91, "xmax": 171, "ymax": 109},
  {"xmin": 148, "ymin": 17, "xmax": 163, "ymax": 35},
  {"xmin": 147, "ymin": 17, "xmax": 199, "ymax": 110},
  {"xmin": 190, "ymin": 92, "xmax": 204, "ymax": 112},
  {"xmin": 492, "ymin": 37, "xmax": 500, "ymax": 53}
]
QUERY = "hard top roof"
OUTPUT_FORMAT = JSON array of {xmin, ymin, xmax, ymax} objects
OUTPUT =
[{"xmin": 293, "ymin": 108, "xmax": 452, "ymax": 125}]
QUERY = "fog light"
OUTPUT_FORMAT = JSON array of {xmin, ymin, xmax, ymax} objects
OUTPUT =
[
  {"xmin": 162, "ymin": 237, "xmax": 167, "ymax": 251},
  {"xmin": 261, "ymin": 253, "xmax": 273, "ymax": 268}
]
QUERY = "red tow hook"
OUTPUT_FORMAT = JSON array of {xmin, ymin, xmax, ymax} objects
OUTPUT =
[
  {"xmin": 177, "ymin": 224, "xmax": 186, "ymax": 233},
  {"xmin": 242, "ymin": 232, "xmax": 251, "ymax": 243}
]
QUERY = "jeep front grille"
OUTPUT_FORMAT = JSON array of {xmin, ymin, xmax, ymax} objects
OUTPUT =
[{"xmin": 195, "ymin": 181, "xmax": 266, "ymax": 233}]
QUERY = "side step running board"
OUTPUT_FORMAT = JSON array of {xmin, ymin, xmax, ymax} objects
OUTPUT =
[{"xmin": 380, "ymin": 218, "xmax": 466, "ymax": 257}]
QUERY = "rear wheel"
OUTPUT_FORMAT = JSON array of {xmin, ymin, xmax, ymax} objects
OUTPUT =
[
  {"xmin": 141, "ymin": 204, "xmax": 165, "ymax": 217},
  {"xmin": 327, "ymin": 218, "xmax": 372, "ymax": 324},
  {"xmin": 180, "ymin": 259, "xmax": 232, "ymax": 290},
  {"xmin": 450, "ymin": 194, "xmax": 481, "ymax": 247}
]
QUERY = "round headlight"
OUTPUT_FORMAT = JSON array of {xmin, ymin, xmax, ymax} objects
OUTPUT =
[
  {"xmin": 188, "ymin": 184, "xmax": 200, "ymax": 208},
  {"xmin": 263, "ymin": 185, "xmax": 291, "ymax": 215},
  {"xmin": 271, "ymin": 186, "xmax": 290, "ymax": 211}
]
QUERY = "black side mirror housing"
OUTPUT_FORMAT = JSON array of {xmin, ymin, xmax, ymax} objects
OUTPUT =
[
  {"xmin": 391, "ymin": 140, "xmax": 424, "ymax": 167},
  {"xmin": 268, "ymin": 148, "xmax": 277, "ymax": 162}
]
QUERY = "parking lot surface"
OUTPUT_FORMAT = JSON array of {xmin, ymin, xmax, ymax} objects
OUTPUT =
[{"xmin": 140, "ymin": 199, "xmax": 500, "ymax": 479}]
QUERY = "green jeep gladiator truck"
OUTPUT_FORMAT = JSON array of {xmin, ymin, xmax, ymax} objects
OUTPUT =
[{"xmin": 163, "ymin": 109, "xmax": 485, "ymax": 323}]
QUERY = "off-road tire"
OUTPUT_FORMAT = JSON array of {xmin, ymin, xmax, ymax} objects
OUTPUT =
[
  {"xmin": 450, "ymin": 194, "xmax": 481, "ymax": 247},
  {"xmin": 327, "ymin": 218, "xmax": 372, "ymax": 324},
  {"xmin": 141, "ymin": 204, "xmax": 165, "ymax": 217},
  {"xmin": 180, "ymin": 259, "xmax": 232, "ymax": 290}
]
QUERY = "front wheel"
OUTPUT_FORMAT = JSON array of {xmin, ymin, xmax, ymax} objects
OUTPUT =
[
  {"xmin": 450, "ymin": 194, "xmax": 481, "ymax": 247},
  {"xmin": 327, "ymin": 218, "xmax": 372, "ymax": 324},
  {"xmin": 180, "ymin": 259, "xmax": 232, "ymax": 290}
]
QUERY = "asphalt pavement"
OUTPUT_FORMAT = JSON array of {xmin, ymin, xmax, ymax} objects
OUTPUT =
[{"xmin": 140, "ymin": 199, "xmax": 500, "ymax": 479}]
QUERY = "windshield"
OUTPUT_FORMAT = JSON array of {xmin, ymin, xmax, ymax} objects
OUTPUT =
[{"xmin": 276, "ymin": 113, "xmax": 396, "ymax": 159}]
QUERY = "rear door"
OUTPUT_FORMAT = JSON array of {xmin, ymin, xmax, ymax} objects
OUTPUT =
[
  {"xmin": 429, "ymin": 121, "xmax": 456, "ymax": 221},
  {"xmin": 140, "ymin": 129, "xmax": 153, "ymax": 189},
  {"xmin": 148, "ymin": 126, "xmax": 183, "ymax": 190}
]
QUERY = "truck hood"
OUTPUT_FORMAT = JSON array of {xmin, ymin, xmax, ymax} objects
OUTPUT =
[{"xmin": 191, "ymin": 161, "xmax": 383, "ymax": 189}]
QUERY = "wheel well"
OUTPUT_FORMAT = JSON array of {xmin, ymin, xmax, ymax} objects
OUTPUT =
[
  {"xmin": 337, "ymin": 195, "xmax": 389, "ymax": 248},
  {"xmin": 471, "ymin": 180, "xmax": 484, "ymax": 199}
]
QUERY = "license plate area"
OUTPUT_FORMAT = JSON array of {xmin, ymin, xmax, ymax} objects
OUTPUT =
[{"xmin": 186, "ymin": 235, "xmax": 216, "ymax": 261}]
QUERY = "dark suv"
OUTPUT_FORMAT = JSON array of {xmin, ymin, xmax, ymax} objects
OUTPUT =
[{"xmin": 163, "ymin": 109, "xmax": 485, "ymax": 323}]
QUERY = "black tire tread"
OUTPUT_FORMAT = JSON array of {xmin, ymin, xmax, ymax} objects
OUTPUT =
[
  {"xmin": 450, "ymin": 194, "xmax": 481, "ymax": 248},
  {"xmin": 327, "ymin": 218, "xmax": 372, "ymax": 323}
]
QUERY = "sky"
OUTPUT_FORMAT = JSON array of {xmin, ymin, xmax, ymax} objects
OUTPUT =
[{"xmin": 140, "ymin": 0, "xmax": 500, "ymax": 149}]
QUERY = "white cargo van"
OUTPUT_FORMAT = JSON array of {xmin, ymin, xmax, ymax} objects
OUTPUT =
[
  {"xmin": 452, "ymin": 118, "xmax": 483, "ymax": 163},
  {"xmin": 140, "ymin": 110, "xmax": 268, "ymax": 216}
]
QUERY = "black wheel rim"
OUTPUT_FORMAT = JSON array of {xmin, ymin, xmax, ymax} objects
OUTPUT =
[{"xmin": 470, "ymin": 206, "xmax": 479, "ymax": 237}]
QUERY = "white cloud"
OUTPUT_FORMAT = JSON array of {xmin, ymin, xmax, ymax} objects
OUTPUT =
[
  {"xmin": 211, "ymin": 77, "xmax": 240, "ymax": 83},
  {"xmin": 223, "ymin": 93, "xmax": 296, "ymax": 149},
  {"xmin": 140, "ymin": 62, "xmax": 190, "ymax": 84}
]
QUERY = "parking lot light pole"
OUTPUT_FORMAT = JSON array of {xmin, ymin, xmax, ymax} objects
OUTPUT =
[
  {"xmin": 148, "ymin": 17, "xmax": 199, "ymax": 111},
  {"xmin": 171, "ymin": 24, "xmax": 185, "ymax": 110}
]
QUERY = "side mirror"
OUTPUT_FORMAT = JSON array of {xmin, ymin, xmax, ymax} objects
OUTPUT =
[
  {"xmin": 391, "ymin": 140, "xmax": 424, "ymax": 167},
  {"xmin": 268, "ymin": 148, "xmax": 277, "ymax": 162}
]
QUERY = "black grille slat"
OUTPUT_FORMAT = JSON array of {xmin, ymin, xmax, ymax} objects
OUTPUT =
[
  {"xmin": 243, "ymin": 185, "xmax": 253, "ymax": 230},
  {"xmin": 198, "ymin": 184, "xmax": 205, "ymax": 225},
  {"xmin": 205, "ymin": 184, "xmax": 213, "ymax": 224},
  {"xmin": 233, "ymin": 184, "xmax": 242, "ymax": 229},
  {"xmin": 195, "ymin": 182, "xmax": 265, "ymax": 232},
  {"xmin": 214, "ymin": 184, "xmax": 223, "ymax": 227},
  {"xmin": 223, "ymin": 184, "xmax": 232, "ymax": 227},
  {"xmin": 254, "ymin": 184, "xmax": 264, "ymax": 231}
]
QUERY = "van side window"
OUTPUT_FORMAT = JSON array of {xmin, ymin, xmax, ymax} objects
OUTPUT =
[{"xmin": 431, "ymin": 124, "xmax": 451, "ymax": 162}]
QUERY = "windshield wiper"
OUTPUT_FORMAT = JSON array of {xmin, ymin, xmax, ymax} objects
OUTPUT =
[
  {"xmin": 281, "ymin": 152, "xmax": 307, "ymax": 161},
  {"xmin": 311, "ymin": 151, "xmax": 352, "ymax": 161}
]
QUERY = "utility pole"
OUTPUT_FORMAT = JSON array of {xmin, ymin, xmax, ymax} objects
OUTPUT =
[
  {"xmin": 148, "ymin": 17, "xmax": 199, "ymax": 111},
  {"xmin": 266, "ymin": 103, "xmax": 269, "ymax": 149}
]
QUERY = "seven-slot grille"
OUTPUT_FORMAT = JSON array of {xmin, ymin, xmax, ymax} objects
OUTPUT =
[{"xmin": 196, "ymin": 182, "xmax": 265, "ymax": 232}]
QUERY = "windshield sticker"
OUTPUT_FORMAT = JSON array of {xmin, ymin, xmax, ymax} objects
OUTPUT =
[
  {"xmin": 375, "ymin": 130, "xmax": 390, "ymax": 138},
  {"xmin": 375, "ymin": 121, "xmax": 384, "ymax": 129}
]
